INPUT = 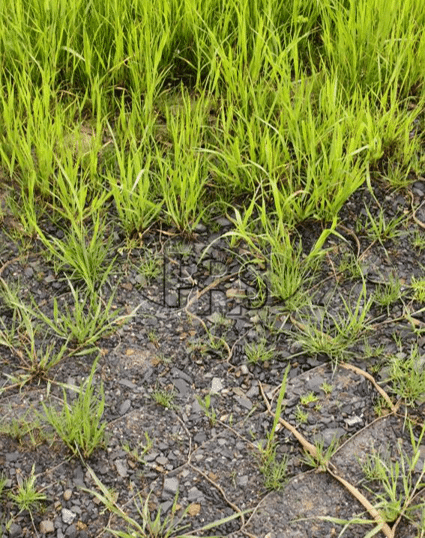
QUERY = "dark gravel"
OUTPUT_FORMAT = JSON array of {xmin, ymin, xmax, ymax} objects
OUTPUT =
[{"xmin": 1, "ymin": 182, "xmax": 425, "ymax": 537}]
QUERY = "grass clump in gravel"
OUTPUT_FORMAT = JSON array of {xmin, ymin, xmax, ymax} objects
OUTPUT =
[
  {"xmin": 8, "ymin": 465, "xmax": 47, "ymax": 516},
  {"xmin": 288, "ymin": 285, "xmax": 374, "ymax": 366},
  {"xmin": 84, "ymin": 466, "xmax": 249, "ymax": 538},
  {"xmin": 326, "ymin": 422, "xmax": 425, "ymax": 535},
  {"xmin": 40, "ymin": 358, "xmax": 107, "ymax": 459},
  {"xmin": 257, "ymin": 365, "xmax": 290, "ymax": 491},
  {"xmin": 385, "ymin": 344, "xmax": 425, "ymax": 406}
]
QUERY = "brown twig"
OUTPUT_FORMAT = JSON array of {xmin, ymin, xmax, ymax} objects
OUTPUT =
[{"xmin": 259, "ymin": 382, "xmax": 394, "ymax": 537}]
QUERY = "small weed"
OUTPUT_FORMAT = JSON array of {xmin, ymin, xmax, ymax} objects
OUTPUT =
[
  {"xmin": 321, "ymin": 382, "xmax": 333, "ymax": 395},
  {"xmin": 245, "ymin": 337, "xmax": 275, "ymax": 364},
  {"xmin": 295, "ymin": 406, "xmax": 308, "ymax": 424},
  {"xmin": 40, "ymin": 358, "xmax": 107, "ymax": 459},
  {"xmin": 196, "ymin": 393, "xmax": 217, "ymax": 426},
  {"xmin": 8, "ymin": 465, "xmax": 47, "ymax": 515},
  {"xmin": 84, "ymin": 466, "xmax": 248, "ymax": 538},
  {"xmin": 373, "ymin": 274, "xmax": 405, "ymax": 311},
  {"xmin": 411, "ymin": 276, "xmax": 425, "ymax": 303},
  {"xmin": 152, "ymin": 386, "xmax": 177, "ymax": 409},
  {"xmin": 301, "ymin": 436, "xmax": 339, "ymax": 471},
  {"xmin": 300, "ymin": 391, "xmax": 319, "ymax": 406},
  {"xmin": 122, "ymin": 433, "xmax": 153, "ymax": 465},
  {"xmin": 385, "ymin": 344, "xmax": 425, "ymax": 405}
]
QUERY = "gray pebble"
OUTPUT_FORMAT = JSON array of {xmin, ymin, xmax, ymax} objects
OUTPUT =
[
  {"xmin": 163, "ymin": 477, "xmax": 179, "ymax": 495},
  {"xmin": 61, "ymin": 508, "xmax": 76, "ymax": 525},
  {"xmin": 39, "ymin": 520, "xmax": 55, "ymax": 534}
]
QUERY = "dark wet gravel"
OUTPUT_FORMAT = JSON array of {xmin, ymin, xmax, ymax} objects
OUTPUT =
[{"xmin": 1, "ymin": 182, "xmax": 425, "ymax": 537}]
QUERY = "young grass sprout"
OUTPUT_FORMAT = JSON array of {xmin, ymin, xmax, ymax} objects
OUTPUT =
[{"xmin": 40, "ymin": 358, "xmax": 107, "ymax": 459}]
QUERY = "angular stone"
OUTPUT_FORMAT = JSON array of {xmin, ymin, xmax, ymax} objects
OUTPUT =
[
  {"xmin": 163, "ymin": 477, "xmax": 179, "ymax": 495},
  {"xmin": 62, "ymin": 508, "xmax": 76, "ymax": 524},
  {"xmin": 39, "ymin": 520, "xmax": 55, "ymax": 534}
]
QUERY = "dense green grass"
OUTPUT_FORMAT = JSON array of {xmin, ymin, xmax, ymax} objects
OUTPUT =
[{"xmin": 0, "ymin": 0, "xmax": 424, "ymax": 292}]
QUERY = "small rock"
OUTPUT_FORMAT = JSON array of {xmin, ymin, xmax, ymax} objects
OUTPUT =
[
  {"xmin": 119, "ymin": 399, "xmax": 131, "ymax": 415},
  {"xmin": 188, "ymin": 503, "xmax": 201, "ymax": 516},
  {"xmin": 62, "ymin": 508, "xmax": 76, "ymax": 524},
  {"xmin": 115, "ymin": 460, "xmax": 128, "ymax": 478},
  {"xmin": 234, "ymin": 396, "xmax": 253, "ymax": 410},
  {"xmin": 188, "ymin": 486, "xmax": 204, "ymax": 502},
  {"xmin": 65, "ymin": 524, "xmax": 77, "ymax": 538},
  {"xmin": 63, "ymin": 489, "xmax": 72, "ymax": 501},
  {"xmin": 345, "ymin": 415, "xmax": 363, "ymax": 427},
  {"xmin": 240, "ymin": 364, "xmax": 249, "ymax": 375},
  {"xmin": 173, "ymin": 378, "xmax": 189, "ymax": 396},
  {"xmin": 237, "ymin": 475, "xmax": 249, "ymax": 487},
  {"xmin": 39, "ymin": 520, "xmax": 55, "ymax": 534},
  {"xmin": 211, "ymin": 377, "xmax": 224, "ymax": 393},
  {"xmin": 163, "ymin": 477, "xmax": 179, "ymax": 495}
]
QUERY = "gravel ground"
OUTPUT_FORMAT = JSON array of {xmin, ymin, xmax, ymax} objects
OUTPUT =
[{"xmin": 0, "ymin": 181, "xmax": 425, "ymax": 537}]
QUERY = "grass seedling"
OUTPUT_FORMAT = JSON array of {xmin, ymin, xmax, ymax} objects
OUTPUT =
[
  {"xmin": 135, "ymin": 249, "xmax": 163, "ymax": 284},
  {"xmin": 295, "ymin": 406, "xmax": 309, "ymax": 424},
  {"xmin": 0, "ymin": 474, "xmax": 6, "ymax": 500},
  {"xmin": 373, "ymin": 397, "xmax": 392, "ymax": 417},
  {"xmin": 122, "ymin": 433, "xmax": 153, "ymax": 465},
  {"xmin": 300, "ymin": 392, "xmax": 319, "ymax": 406},
  {"xmin": 40, "ymin": 357, "xmax": 107, "ymax": 459},
  {"xmin": 152, "ymin": 386, "xmax": 177, "ymax": 410},
  {"xmin": 38, "ymin": 214, "xmax": 115, "ymax": 294},
  {"xmin": 31, "ymin": 280, "xmax": 131, "ymax": 350},
  {"xmin": 8, "ymin": 465, "xmax": 47, "ymax": 515},
  {"xmin": 411, "ymin": 231, "xmax": 425, "ymax": 253},
  {"xmin": 0, "ymin": 283, "xmax": 70, "ymax": 382},
  {"xmin": 0, "ymin": 411, "xmax": 48, "ymax": 448},
  {"xmin": 289, "ymin": 285, "xmax": 373, "ymax": 366},
  {"xmin": 244, "ymin": 337, "xmax": 275, "ymax": 364},
  {"xmin": 411, "ymin": 276, "xmax": 425, "ymax": 303},
  {"xmin": 384, "ymin": 344, "xmax": 425, "ymax": 406},
  {"xmin": 373, "ymin": 274, "xmax": 405, "ymax": 312},
  {"xmin": 337, "ymin": 251, "xmax": 364, "ymax": 281},
  {"xmin": 321, "ymin": 382, "xmax": 333, "ymax": 395},
  {"xmin": 363, "ymin": 205, "xmax": 406, "ymax": 246},
  {"xmin": 84, "ymin": 465, "xmax": 249, "ymax": 538},
  {"xmin": 259, "ymin": 443, "xmax": 289, "ymax": 492},
  {"xmin": 196, "ymin": 393, "xmax": 217, "ymax": 426},
  {"xmin": 359, "ymin": 424, "xmax": 425, "ymax": 525},
  {"xmin": 301, "ymin": 436, "xmax": 339, "ymax": 471},
  {"xmin": 258, "ymin": 365, "xmax": 290, "ymax": 491},
  {"xmin": 148, "ymin": 329, "xmax": 160, "ymax": 348}
]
